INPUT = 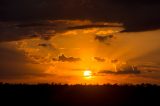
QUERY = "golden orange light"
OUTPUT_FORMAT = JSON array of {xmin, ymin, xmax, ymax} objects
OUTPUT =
[{"xmin": 83, "ymin": 70, "xmax": 92, "ymax": 77}]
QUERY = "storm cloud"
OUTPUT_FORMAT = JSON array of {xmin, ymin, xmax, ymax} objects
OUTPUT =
[
  {"xmin": 99, "ymin": 70, "xmax": 141, "ymax": 75},
  {"xmin": 94, "ymin": 57, "xmax": 105, "ymax": 62},
  {"xmin": 0, "ymin": 0, "xmax": 159, "ymax": 42},
  {"xmin": 0, "ymin": 45, "xmax": 51, "ymax": 79},
  {"xmin": 0, "ymin": 20, "xmax": 120, "ymax": 42},
  {"xmin": 0, "ymin": 0, "xmax": 159, "ymax": 32},
  {"xmin": 95, "ymin": 35, "xmax": 114, "ymax": 42},
  {"xmin": 58, "ymin": 54, "xmax": 81, "ymax": 62}
]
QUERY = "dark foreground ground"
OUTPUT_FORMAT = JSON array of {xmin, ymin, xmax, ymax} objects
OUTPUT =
[{"xmin": 0, "ymin": 83, "xmax": 159, "ymax": 106}]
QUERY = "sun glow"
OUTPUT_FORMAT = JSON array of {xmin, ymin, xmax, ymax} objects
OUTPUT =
[{"xmin": 83, "ymin": 70, "xmax": 92, "ymax": 77}]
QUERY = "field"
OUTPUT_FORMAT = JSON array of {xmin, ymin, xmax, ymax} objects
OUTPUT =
[{"xmin": 0, "ymin": 83, "xmax": 159, "ymax": 105}]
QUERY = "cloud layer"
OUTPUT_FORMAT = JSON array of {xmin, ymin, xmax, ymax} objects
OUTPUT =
[
  {"xmin": 0, "ymin": 45, "xmax": 51, "ymax": 79},
  {"xmin": 0, "ymin": 20, "xmax": 122, "ymax": 42},
  {"xmin": 0, "ymin": 0, "xmax": 160, "ymax": 32},
  {"xmin": 57, "ymin": 54, "xmax": 81, "ymax": 62}
]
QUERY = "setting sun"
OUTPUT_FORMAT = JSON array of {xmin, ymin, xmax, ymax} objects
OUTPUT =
[{"xmin": 83, "ymin": 70, "xmax": 92, "ymax": 77}]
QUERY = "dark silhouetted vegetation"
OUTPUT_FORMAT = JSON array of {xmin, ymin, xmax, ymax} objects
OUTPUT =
[{"xmin": 0, "ymin": 83, "xmax": 159, "ymax": 105}]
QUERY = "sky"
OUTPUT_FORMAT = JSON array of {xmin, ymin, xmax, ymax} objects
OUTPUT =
[{"xmin": 0, "ymin": 0, "xmax": 160, "ymax": 84}]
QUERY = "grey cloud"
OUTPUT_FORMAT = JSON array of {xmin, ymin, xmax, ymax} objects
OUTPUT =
[
  {"xmin": 38, "ymin": 43, "xmax": 49, "ymax": 47},
  {"xmin": 0, "ymin": 0, "xmax": 160, "ymax": 32},
  {"xmin": 99, "ymin": 65, "xmax": 140, "ymax": 75},
  {"xmin": 111, "ymin": 59, "xmax": 119, "ymax": 63},
  {"xmin": 67, "ymin": 24, "xmax": 120, "ymax": 30},
  {"xmin": 58, "ymin": 54, "xmax": 81, "ymax": 62},
  {"xmin": 0, "ymin": 46, "xmax": 52, "ymax": 79},
  {"xmin": 38, "ymin": 43, "xmax": 53, "ymax": 47},
  {"xmin": 94, "ymin": 57, "xmax": 105, "ymax": 62},
  {"xmin": 0, "ymin": 21, "xmax": 56, "ymax": 42},
  {"xmin": 99, "ymin": 70, "xmax": 140, "ymax": 75},
  {"xmin": 95, "ymin": 35, "xmax": 114, "ymax": 45},
  {"xmin": 0, "ymin": 63, "xmax": 52, "ymax": 80},
  {"xmin": 0, "ymin": 20, "xmax": 120, "ymax": 42},
  {"xmin": 15, "ymin": 22, "xmax": 56, "ymax": 28},
  {"xmin": 0, "ymin": 0, "xmax": 160, "ymax": 42}
]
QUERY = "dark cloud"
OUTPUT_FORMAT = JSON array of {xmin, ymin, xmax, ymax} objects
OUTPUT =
[
  {"xmin": 58, "ymin": 54, "xmax": 81, "ymax": 62},
  {"xmin": 138, "ymin": 64, "xmax": 160, "ymax": 73},
  {"xmin": 52, "ymin": 58, "xmax": 57, "ymax": 61},
  {"xmin": 99, "ymin": 65, "xmax": 140, "ymax": 75},
  {"xmin": 0, "ymin": 21, "xmax": 56, "ymax": 42},
  {"xmin": 94, "ymin": 57, "xmax": 105, "ymax": 62},
  {"xmin": 0, "ymin": 45, "xmax": 27, "ymax": 63},
  {"xmin": 95, "ymin": 35, "xmax": 114, "ymax": 43},
  {"xmin": 0, "ymin": 0, "xmax": 159, "ymax": 42},
  {"xmin": 67, "ymin": 24, "xmax": 120, "ymax": 30},
  {"xmin": 0, "ymin": 45, "xmax": 51, "ymax": 79},
  {"xmin": 52, "ymin": 54, "xmax": 81, "ymax": 62},
  {"xmin": 99, "ymin": 69, "xmax": 140, "ymax": 75},
  {"xmin": 0, "ymin": 20, "xmax": 120, "ymax": 42},
  {"xmin": 0, "ymin": 63, "xmax": 52, "ymax": 80},
  {"xmin": 15, "ymin": 22, "xmax": 56, "ymax": 28},
  {"xmin": 0, "ymin": 0, "xmax": 159, "ymax": 32},
  {"xmin": 38, "ymin": 43, "xmax": 53, "ymax": 47},
  {"xmin": 38, "ymin": 43, "xmax": 49, "ymax": 47},
  {"xmin": 111, "ymin": 59, "xmax": 119, "ymax": 63}
]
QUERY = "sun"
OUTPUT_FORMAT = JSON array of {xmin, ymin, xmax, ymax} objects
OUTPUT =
[{"xmin": 83, "ymin": 70, "xmax": 92, "ymax": 77}]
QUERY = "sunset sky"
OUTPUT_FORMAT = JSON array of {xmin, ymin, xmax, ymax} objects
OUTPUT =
[{"xmin": 0, "ymin": 0, "xmax": 160, "ymax": 84}]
